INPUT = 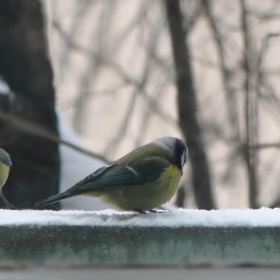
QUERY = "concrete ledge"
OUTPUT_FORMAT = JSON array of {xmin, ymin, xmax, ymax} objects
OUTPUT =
[
  {"xmin": 0, "ymin": 225, "xmax": 279, "ymax": 265},
  {"xmin": 0, "ymin": 208, "xmax": 280, "ymax": 266}
]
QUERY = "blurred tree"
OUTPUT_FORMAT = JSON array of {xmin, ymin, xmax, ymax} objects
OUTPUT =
[
  {"xmin": 0, "ymin": 0, "xmax": 59, "ymax": 209},
  {"xmin": 44, "ymin": 0, "xmax": 280, "ymax": 209}
]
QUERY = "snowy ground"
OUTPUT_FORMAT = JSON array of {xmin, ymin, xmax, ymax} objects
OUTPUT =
[{"xmin": 0, "ymin": 208, "xmax": 279, "ymax": 227}]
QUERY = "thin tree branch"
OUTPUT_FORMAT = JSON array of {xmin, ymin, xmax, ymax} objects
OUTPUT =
[
  {"xmin": 250, "ymin": 142, "xmax": 280, "ymax": 149},
  {"xmin": 0, "ymin": 111, "xmax": 108, "ymax": 163},
  {"xmin": 240, "ymin": 0, "xmax": 258, "ymax": 209},
  {"xmin": 204, "ymin": 0, "xmax": 240, "ymax": 141}
]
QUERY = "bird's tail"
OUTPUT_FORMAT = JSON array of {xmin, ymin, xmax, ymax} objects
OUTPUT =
[{"xmin": 34, "ymin": 192, "xmax": 73, "ymax": 208}]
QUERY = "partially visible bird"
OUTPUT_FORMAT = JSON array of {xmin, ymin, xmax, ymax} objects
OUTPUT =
[
  {"xmin": 0, "ymin": 148, "xmax": 14, "ymax": 209},
  {"xmin": 35, "ymin": 137, "xmax": 187, "ymax": 213}
]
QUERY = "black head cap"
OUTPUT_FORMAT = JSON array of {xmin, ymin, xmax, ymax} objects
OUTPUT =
[{"xmin": 153, "ymin": 137, "xmax": 187, "ymax": 172}]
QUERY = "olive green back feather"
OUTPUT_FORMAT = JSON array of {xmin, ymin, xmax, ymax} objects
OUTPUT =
[{"xmin": 66, "ymin": 143, "xmax": 172, "ymax": 195}]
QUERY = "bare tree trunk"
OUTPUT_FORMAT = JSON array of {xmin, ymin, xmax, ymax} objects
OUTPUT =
[
  {"xmin": 240, "ymin": 0, "xmax": 258, "ymax": 209},
  {"xmin": 0, "ymin": 0, "xmax": 60, "ymax": 209},
  {"xmin": 165, "ymin": 0, "xmax": 215, "ymax": 210}
]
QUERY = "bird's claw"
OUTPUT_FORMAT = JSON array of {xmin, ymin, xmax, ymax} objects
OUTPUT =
[
  {"xmin": 0, "ymin": 194, "xmax": 16, "ymax": 210},
  {"xmin": 135, "ymin": 207, "xmax": 170, "ymax": 214}
]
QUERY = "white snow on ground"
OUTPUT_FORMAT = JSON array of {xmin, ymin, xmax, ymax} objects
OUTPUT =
[{"xmin": 0, "ymin": 208, "xmax": 280, "ymax": 227}]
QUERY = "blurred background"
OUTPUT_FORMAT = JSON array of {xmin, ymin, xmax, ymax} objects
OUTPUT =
[{"xmin": 1, "ymin": 0, "xmax": 280, "ymax": 210}]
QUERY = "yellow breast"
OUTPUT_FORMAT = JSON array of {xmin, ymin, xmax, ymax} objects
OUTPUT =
[
  {"xmin": 86, "ymin": 163, "xmax": 182, "ymax": 211},
  {"xmin": 0, "ymin": 162, "xmax": 9, "ymax": 189},
  {"xmin": 158, "ymin": 164, "xmax": 181, "ymax": 203}
]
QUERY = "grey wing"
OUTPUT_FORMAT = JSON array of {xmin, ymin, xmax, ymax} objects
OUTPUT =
[
  {"xmin": 65, "ymin": 161, "xmax": 117, "ymax": 194},
  {"xmin": 67, "ymin": 157, "xmax": 170, "ymax": 194}
]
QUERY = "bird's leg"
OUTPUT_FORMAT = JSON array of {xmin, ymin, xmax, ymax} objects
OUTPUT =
[
  {"xmin": 149, "ymin": 209, "xmax": 160, "ymax": 213},
  {"xmin": 159, "ymin": 206, "xmax": 171, "ymax": 212},
  {"xmin": 149, "ymin": 208, "xmax": 166, "ymax": 213},
  {"xmin": 0, "ymin": 194, "xmax": 16, "ymax": 209},
  {"xmin": 135, "ymin": 209, "xmax": 150, "ymax": 214},
  {"xmin": 149, "ymin": 206, "xmax": 172, "ymax": 213},
  {"xmin": 135, "ymin": 207, "xmax": 170, "ymax": 214}
]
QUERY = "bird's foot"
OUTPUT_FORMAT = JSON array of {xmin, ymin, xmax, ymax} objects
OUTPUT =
[
  {"xmin": 158, "ymin": 206, "xmax": 172, "ymax": 212},
  {"xmin": 0, "ymin": 194, "xmax": 16, "ymax": 210},
  {"xmin": 135, "ymin": 209, "xmax": 150, "ymax": 214},
  {"xmin": 5, "ymin": 204, "xmax": 17, "ymax": 210},
  {"xmin": 135, "ymin": 207, "xmax": 170, "ymax": 214},
  {"xmin": 149, "ymin": 208, "xmax": 168, "ymax": 213}
]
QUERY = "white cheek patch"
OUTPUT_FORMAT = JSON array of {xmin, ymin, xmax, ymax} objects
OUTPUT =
[{"xmin": 181, "ymin": 150, "xmax": 186, "ymax": 167}]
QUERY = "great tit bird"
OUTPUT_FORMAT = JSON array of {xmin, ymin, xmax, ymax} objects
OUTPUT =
[
  {"xmin": 0, "ymin": 148, "xmax": 14, "ymax": 209},
  {"xmin": 35, "ymin": 137, "xmax": 187, "ymax": 213}
]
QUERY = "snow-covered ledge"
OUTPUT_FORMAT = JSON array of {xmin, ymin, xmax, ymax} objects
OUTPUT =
[{"xmin": 0, "ymin": 208, "xmax": 280, "ymax": 266}]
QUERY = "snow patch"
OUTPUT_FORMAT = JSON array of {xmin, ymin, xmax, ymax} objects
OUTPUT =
[{"xmin": 0, "ymin": 208, "xmax": 280, "ymax": 227}]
